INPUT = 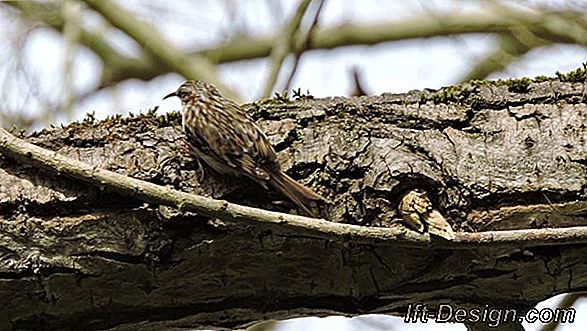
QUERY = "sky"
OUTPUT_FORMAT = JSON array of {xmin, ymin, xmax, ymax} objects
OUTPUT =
[
  {"xmin": 1, "ymin": 0, "xmax": 586, "ymax": 330},
  {"xmin": 2, "ymin": 0, "xmax": 586, "ymax": 128}
]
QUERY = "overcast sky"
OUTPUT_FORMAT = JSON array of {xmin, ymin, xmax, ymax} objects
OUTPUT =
[{"xmin": 2, "ymin": 0, "xmax": 586, "ymax": 129}]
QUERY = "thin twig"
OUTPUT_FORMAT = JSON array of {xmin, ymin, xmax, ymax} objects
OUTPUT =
[
  {"xmin": 81, "ymin": 0, "xmax": 238, "ymax": 100},
  {"xmin": 350, "ymin": 66, "xmax": 368, "ymax": 96},
  {"xmin": 6, "ymin": 1, "xmax": 141, "ymax": 84},
  {"xmin": 283, "ymin": 0, "xmax": 326, "ymax": 91},
  {"xmin": 3, "ymin": 127, "xmax": 587, "ymax": 249},
  {"xmin": 262, "ymin": 0, "xmax": 312, "ymax": 98},
  {"xmin": 459, "ymin": 32, "xmax": 540, "ymax": 82},
  {"xmin": 61, "ymin": 0, "xmax": 81, "ymax": 123},
  {"xmin": 9, "ymin": 2, "xmax": 587, "ymax": 90}
]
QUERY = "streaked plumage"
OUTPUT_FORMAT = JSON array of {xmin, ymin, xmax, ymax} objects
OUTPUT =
[{"xmin": 164, "ymin": 80, "xmax": 326, "ymax": 216}]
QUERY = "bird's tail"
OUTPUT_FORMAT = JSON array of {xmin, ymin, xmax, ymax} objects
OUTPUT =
[{"xmin": 269, "ymin": 171, "xmax": 327, "ymax": 217}]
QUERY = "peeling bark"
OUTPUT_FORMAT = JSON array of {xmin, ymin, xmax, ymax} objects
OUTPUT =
[{"xmin": 1, "ymin": 79, "xmax": 586, "ymax": 330}]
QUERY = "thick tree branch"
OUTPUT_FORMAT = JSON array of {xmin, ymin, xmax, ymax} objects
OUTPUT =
[
  {"xmin": 106, "ymin": 9, "xmax": 587, "ymax": 85},
  {"xmin": 3, "ymin": 126, "xmax": 587, "ymax": 250},
  {"xmin": 1, "ymin": 76, "xmax": 586, "ymax": 329}
]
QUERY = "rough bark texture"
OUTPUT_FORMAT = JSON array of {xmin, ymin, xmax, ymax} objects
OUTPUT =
[{"xmin": 1, "ymin": 78, "xmax": 586, "ymax": 330}]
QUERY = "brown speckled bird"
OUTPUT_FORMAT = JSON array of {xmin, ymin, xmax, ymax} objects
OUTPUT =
[{"xmin": 164, "ymin": 80, "xmax": 326, "ymax": 216}]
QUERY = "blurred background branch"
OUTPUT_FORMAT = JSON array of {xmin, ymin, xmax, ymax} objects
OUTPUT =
[
  {"xmin": 262, "ymin": 0, "xmax": 312, "ymax": 97},
  {"xmin": 1, "ymin": 0, "xmax": 586, "ymax": 128},
  {"xmin": 61, "ymin": 0, "xmax": 81, "ymax": 122},
  {"xmin": 283, "ymin": 0, "xmax": 326, "ymax": 91},
  {"xmin": 81, "ymin": 0, "xmax": 237, "ymax": 100}
]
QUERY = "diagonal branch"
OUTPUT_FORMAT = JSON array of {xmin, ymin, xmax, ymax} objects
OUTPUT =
[
  {"xmin": 459, "ymin": 32, "xmax": 539, "ymax": 82},
  {"xmin": 2, "ymin": 127, "xmax": 587, "ymax": 249},
  {"xmin": 283, "ymin": 0, "xmax": 326, "ymax": 91},
  {"xmin": 262, "ymin": 0, "xmax": 312, "ymax": 98},
  {"xmin": 81, "ymin": 0, "xmax": 238, "ymax": 100},
  {"xmin": 537, "ymin": 293, "xmax": 585, "ymax": 331},
  {"xmin": 4, "ymin": 1, "xmax": 139, "ymax": 82},
  {"xmin": 7, "ymin": 2, "xmax": 587, "ymax": 91}
]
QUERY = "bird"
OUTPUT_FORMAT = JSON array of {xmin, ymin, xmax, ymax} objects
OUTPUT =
[
  {"xmin": 398, "ymin": 189, "xmax": 455, "ymax": 240},
  {"xmin": 163, "ymin": 80, "xmax": 327, "ymax": 217}
]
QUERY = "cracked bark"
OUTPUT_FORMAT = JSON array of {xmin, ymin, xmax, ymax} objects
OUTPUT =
[{"xmin": 1, "ymin": 79, "xmax": 586, "ymax": 330}]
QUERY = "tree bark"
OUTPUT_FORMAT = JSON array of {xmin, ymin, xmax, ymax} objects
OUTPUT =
[{"xmin": 1, "ymin": 78, "xmax": 586, "ymax": 330}]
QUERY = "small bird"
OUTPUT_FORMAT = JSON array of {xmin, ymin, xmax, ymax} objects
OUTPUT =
[
  {"xmin": 398, "ymin": 189, "xmax": 455, "ymax": 240},
  {"xmin": 163, "ymin": 80, "xmax": 327, "ymax": 217}
]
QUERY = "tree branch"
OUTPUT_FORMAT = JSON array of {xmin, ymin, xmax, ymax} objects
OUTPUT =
[
  {"xmin": 4, "ymin": 1, "xmax": 134, "ymax": 76},
  {"xmin": 283, "ymin": 0, "xmax": 326, "ymax": 91},
  {"xmin": 60, "ymin": 0, "xmax": 81, "ymax": 121},
  {"xmin": 537, "ymin": 293, "xmax": 584, "ymax": 331},
  {"xmin": 460, "ymin": 30, "xmax": 548, "ymax": 82},
  {"xmin": 262, "ymin": 0, "xmax": 312, "ymax": 97},
  {"xmin": 2, "ymin": 125, "xmax": 587, "ymax": 250},
  {"xmin": 2, "ymin": 78, "xmax": 587, "ymax": 329},
  {"xmin": 81, "ymin": 0, "xmax": 238, "ymax": 100},
  {"xmin": 7, "ymin": 2, "xmax": 587, "ymax": 91},
  {"xmin": 110, "ymin": 8, "xmax": 587, "ymax": 85}
]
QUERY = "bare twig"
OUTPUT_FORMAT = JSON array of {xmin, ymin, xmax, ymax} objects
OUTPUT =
[
  {"xmin": 350, "ymin": 66, "xmax": 368, "ymax": 96},
  {"xmin": 283, "ymin": 0, "xmax": 326, "ymax": 91},
  {"xmin": 8, "ymin": 2, "xmax": 587, "ymax": 91},
  {"xmin": 460, "ymin": 33, "xmax": 537, "ymax": 82},
  {"xmin": 537, "ymin": 293, "xmax": 585, "ymax": 331},
  {"xmin": 61, "ymin": 0, "xmax": 81, "ymax": 122},
  {"xmin": 3, "ymin": 127, "xmax": 587, "ymax": 249},
  {"xmin": 81, "ymin": 0, "xmax": 238, "ymax": 100},
  {"xmin": 262, "ymin": 0, "xmax": 312, "ymax": 98}
]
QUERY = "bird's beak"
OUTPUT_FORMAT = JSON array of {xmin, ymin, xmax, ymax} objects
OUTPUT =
[{"xmin": 163, "ymin": 92, "xmax": 177, "ymax": 100}]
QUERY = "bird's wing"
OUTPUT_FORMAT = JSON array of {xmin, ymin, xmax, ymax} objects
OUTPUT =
[{"xmin": 203, "ymin": 100, "xmax": 279, "ymax": 181}]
